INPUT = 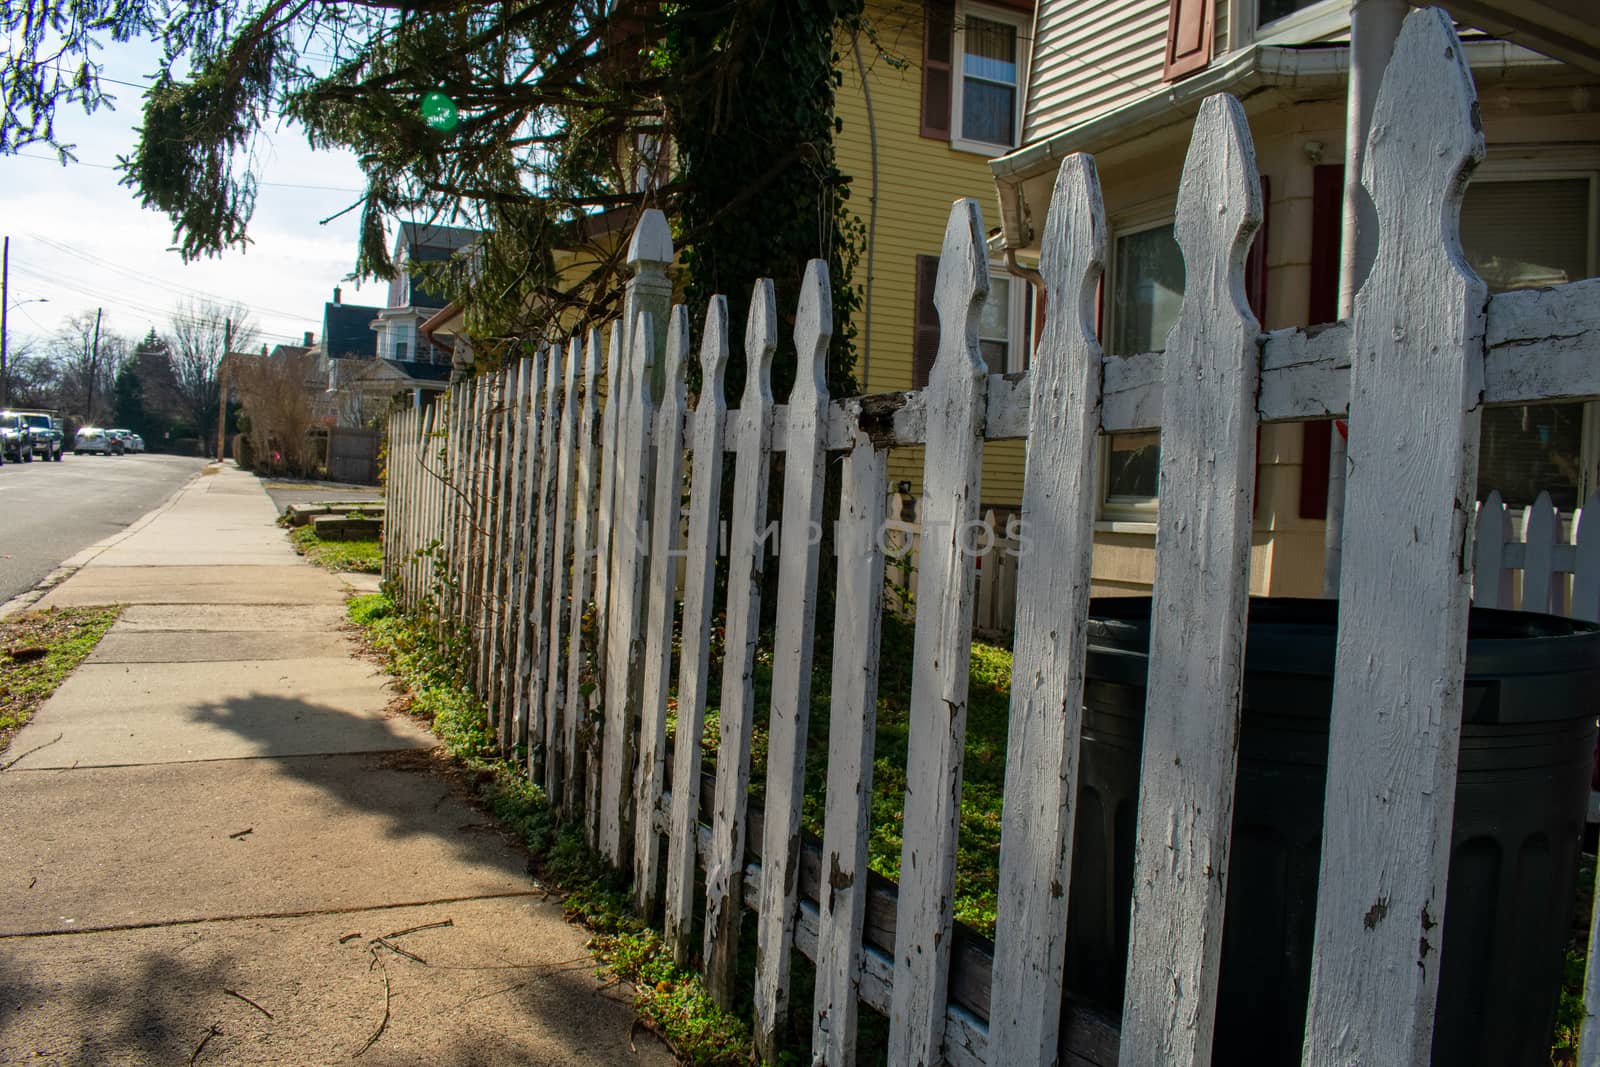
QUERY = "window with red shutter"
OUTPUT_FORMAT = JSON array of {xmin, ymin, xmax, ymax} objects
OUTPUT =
[
  {"xmin": 1162, "ymin": 0, "xmax": 1215, "ymax": 81},
  {"xmin": 921, "ymin": 1, "xmax": 954, "ymax": 140},
  {"xmin": 1299, "ymin": 163, "xmax": 1343, "ymax": 519},
  {"xmin": 912, "ymin": 254, "xmax": 940, "ymax": 388}
]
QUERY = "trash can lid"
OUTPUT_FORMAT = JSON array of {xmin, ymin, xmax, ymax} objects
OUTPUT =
[{"xmin": 1082, "ymin": 597, "xmax": 1600, "ymax": 724}]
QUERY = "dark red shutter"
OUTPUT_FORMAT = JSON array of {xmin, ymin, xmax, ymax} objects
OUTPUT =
[
  {"xmin": 1299, "ymin": 163, "xmax": 1344, "ymax": 519},
  {"xmin": 1162, "ymin": 0, "xmax": 1214, "ymax": 81},
  {"xmin": 913, "ymin": 255, "xmax": 940, "ymax": 388},
  {"xmin": 921, "ymin": 1, "xmax": 954, "ymax": 140}
]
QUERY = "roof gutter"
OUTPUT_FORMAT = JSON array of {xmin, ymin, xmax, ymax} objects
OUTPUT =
[{"xmin": 989, "ymin": 38, "xmax": 1569, "ymax": 249}]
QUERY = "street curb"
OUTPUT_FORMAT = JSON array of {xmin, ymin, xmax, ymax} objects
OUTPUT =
[{"xmin": 0, "ymin": 464, "xmax": 218, "ymax": 620}]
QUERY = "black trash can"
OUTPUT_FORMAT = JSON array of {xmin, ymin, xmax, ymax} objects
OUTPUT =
[{"xmin": 1060, "ymin": 597, "xmax": 1600, "ymax": 1067}]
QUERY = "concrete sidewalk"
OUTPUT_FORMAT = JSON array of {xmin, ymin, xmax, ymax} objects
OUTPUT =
[{"xmin": 0, "ymin": 465, "xmax": 672, "ymax": 1066}]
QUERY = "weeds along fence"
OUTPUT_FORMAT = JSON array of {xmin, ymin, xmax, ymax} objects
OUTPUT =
[{"xmin": 384, "ymin": 11, "xmax": 1600, "ymax": 1065}]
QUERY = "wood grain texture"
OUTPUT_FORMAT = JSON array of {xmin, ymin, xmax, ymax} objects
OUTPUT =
[
  {"xmin": 811, "ymin": 441, "xmax": 887, "ymax": 1065},
  {"xmin": 600, "ymin": 312, "xmax": 658, "ymax": 865},
  {"xmin": 509, "ymin": 355, "xmax": 542, "ymax": 749},
  {"xmin": 887, "ymin": 199, "xmax": 990, "ymax": 1067},
  {"xmin": 664, "ymin": 297, "xmax": 729, "ymax": 965},
  {"xmin": 634, "ymin": 305, "xmax": 690, "ymax": 916},
  {"xmin": 703, "ymin": 279, "xmax": 778, "ymax": 1008},
  {"xmin": 753, "ymin": 261, "xmax": 833, "ymax": 1060},
  {"xmin": 1118, "ymin": 92, "xmax": 1262, "ymax": 1067},
  {"xmin": 564, "ymin": 328, "xmax": 605, "ymax": 820},
  {"xmin": 989, "ymin": 152, "xmax": 1108, "ymax": 1067},
  {"xmin": 544, "ymin": 334, "xmax": 583, "ymax": 800},
  {"xmin": 1302, "ymin": 12, "xmax": 1487, "ymax": 1064}
]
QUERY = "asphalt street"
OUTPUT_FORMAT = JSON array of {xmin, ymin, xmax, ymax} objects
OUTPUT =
[{"xmin": 0, "ymin": 452, "xmax": 208, "ymax": 605}]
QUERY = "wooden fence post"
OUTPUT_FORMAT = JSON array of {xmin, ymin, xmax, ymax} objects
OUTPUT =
[
  {"xmin": 1302, "ymin": 11, "xmax": 1487, "ymax": 1064},
  {"xmin": 888, "ymin": 199, "xmax": 990, "ymax": 1066},
  {"xmin": 704, "ymin": 279, "xmax": 778, "ymax": 1007},
  {"xmin": 989, "ymin": 152, "xmax": 1108, "ymax": 1066},
  {"xmin": 664, "ymin": 296, "xmax": 730, "ymax": 964}
]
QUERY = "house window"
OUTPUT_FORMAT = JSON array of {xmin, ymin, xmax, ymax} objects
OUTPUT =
[
  {"xmin": 1100, "ymin": 218, "xmax": 1183, "ymax": 518},
  {"xmin": 923, "ymin": 1, "xmax": 1030, "ymax": 154},
  {"xmin": 1464, "ymin": 175, "xmax": 1598, "ymax": 511},
  {"xmin": 1257, "ymin": 0, "xmax": 1320, "ymax": 28},
  {"xmin": 955, "ymin": 8, "xmax": 1024, "ymax": 150},
  {"xmin": 395, "ymin": 340, "xmax": 409, "ymax": 361},
  {"xmin": 911, "ymin": 254, "xmax": 1035, "ymax": 386},
  {"xmin": 1110, "ymin": 222, "xmax": 1184, "ymax": 357}
]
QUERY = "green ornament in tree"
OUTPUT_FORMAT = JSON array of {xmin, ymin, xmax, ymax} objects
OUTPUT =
[{"xmin": 421, "ymin": 91, "xmax": 458, "ymax": 131}]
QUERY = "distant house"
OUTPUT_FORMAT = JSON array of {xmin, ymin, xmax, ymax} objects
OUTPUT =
[{"xmin": 320, "ymin": 219, "xmax": 479, "ymax": 425}]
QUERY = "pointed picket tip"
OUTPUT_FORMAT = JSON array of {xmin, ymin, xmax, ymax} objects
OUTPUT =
[
  {"xmin": 564, "ymin": 333, "xmax": 582, "ymax": 389},
  {"xmin": 1175, "ymin": 94, "xmax": 1262, "ymax": 292},
  {"xmin": 1037, "ymin": 153, "xmax": 1107, "ymax": 362},
  {"xmin": 793, "ymin": 259, "xmax": 832, "ymax": 407},
  {"xmin": 701, "ymin": 296, "xmax": 730, "ymax": 408},
  {"xmin": 664, "ymin": 304, "xmax": 691, "ymax": 398},
  {"xmin": 1364, "ymin": 7, "xmax": 1482, "ymax": 197},
  {"xmin": 584, "ymin": 325, "xmax": 603, "ymax": 384},
  {"xmin": 933, "ymin": 197, "xmax": 991, "ymax": 375},
  {"xmin": 628, "ymin": 208, "xmax": 674, "ymax": 272},
  {"xmin": 744, "ymin": 278, "xmax": 778, "ymax": 409}
]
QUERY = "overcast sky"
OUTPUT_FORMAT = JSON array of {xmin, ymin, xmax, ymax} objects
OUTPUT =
[{"xmin": 1, "ymin": 33, "xmax": 389, "ymax": 354}]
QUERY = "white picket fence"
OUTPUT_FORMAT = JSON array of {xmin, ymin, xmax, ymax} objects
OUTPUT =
[
  {"xmin": 883, "ymin": 492, "xmax": 1021, "ymax": 639},
  {"xmin": 1475, "ymin": 490, "xmax": 1599, "ymax": 620},
  {"xmin": 383, "ymin": 10, "xmax": 1600, "ymax": 1065}
]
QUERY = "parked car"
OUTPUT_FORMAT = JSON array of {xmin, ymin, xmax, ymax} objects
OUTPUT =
[
  {"xmin": 108, "ymin": 429, "xmax": 145, "ymax": 453},
  {"xmin": 1, "ymin": 412, "xmax": 35, "ymax": 462},
  {"xmin": 74, "ymin": 427, "xmax": 117, "ymax": 455},
  {"xmin": 14, "ymin": 411, "xmax": 63, "ymax": 461}
]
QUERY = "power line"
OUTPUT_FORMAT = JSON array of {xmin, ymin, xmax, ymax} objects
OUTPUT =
[
  {"xmin": 23, "ymin": 233, "xmax": 332, "ymax": 324},
  {"xmin": 8, "ymin": 151, "xmax": 365, "ymax": 194}
]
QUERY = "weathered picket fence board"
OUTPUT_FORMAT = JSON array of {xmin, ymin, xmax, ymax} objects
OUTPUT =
[
  {"xmin": 889, "ymin": 200, "xmax": 990, "ymax": 1067},
  {"xmin": 811, "ymin": 439, "xmax": 887, "ymax": 1064},
  {"xmin": 563, "ymin": 327, "xmax": 605, "ymax": 819},
  {"xmin": 988, "ymin": 151, "xmax": 1106, "ymax": 1067},
  {"xmin": 662, "ymin": 299, "xmax": 730, "ymax": 964},
  {"xmin": 526, "ymin": 345, "xmax": 564, "ymax": 772},
  {"xmin": 543, "ymin": 335, "xmax": 582, "ymax": 799},
  {"xmin": 599, "ymin": 312, "xmax": 657, "ymax": 865},
  {"xmin": 380, "ymin": 12, "xmax": 1600, "ymax": 1064},
  {"xmin": 703, "ymin": 280, "xmax": 778, "ymax": 1007},
  {"xmin": 633, "ymin": 307, "xmax": 690, "ymax": 916},
  {"xmin": 753, "ymin": 261, "xmax": 833, "ymax": 1059},
  {"xmin": 586, "ymin": 320, "xmax": 623, "ymax": 848},
  {"xmin": 1303, "ymin": 11, "xmax": 1486, "ymax": 1063},
  {"xmin": 1120, "ymin": 94, "xmax": 1263, "ymax": 1067}
]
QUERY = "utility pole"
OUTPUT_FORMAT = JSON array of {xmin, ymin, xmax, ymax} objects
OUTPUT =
[
  {"xmin": 2, "ymin": 236, "xmax": 9, "ymax": 409},
  {"xmin": 216, "ymin": 317, "xmax": 232, "ymax": 461},
  {"xmin": 87, "ymin": 307, "xmax": 103, "ymax": 425}
]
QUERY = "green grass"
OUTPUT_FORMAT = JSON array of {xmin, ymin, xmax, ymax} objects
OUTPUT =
[
  {"xmin": 1, "ymin": 605, "xmax": 122, "ymax": 758},
  {"xmin": 290, "ymin": 525, "xmax": 383, "ymax": 573},
  {"xmin": 347, "ymin": 591, "xmax": 757, "ymax": 1065}
]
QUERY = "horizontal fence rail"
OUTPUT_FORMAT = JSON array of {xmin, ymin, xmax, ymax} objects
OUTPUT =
[{"xmin": 382, "ymin": 10, "xmax": 1600, "ymax": 1064}]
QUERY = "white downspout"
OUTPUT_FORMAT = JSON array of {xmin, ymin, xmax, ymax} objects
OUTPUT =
[{"xmin": 1322, "ymin": 0, "xmax": 1409, "ymax": 597}]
